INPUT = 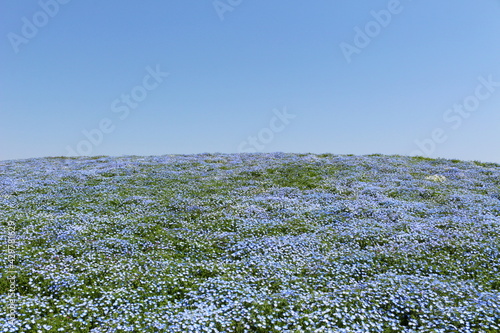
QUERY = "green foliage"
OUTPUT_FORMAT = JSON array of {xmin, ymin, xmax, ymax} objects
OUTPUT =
[{"xmin": 266, "ymin": 164, "xmax": 323, "ymax": 190}]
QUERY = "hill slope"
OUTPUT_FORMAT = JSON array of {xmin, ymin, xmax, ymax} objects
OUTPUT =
[{"xmin": 1, "ymin": 153, "xmax": 500, "ymax": 332}]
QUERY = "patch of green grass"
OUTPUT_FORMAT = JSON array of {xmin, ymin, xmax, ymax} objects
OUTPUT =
[
  {"xmin": 266, "ymin": 164, "xmax": 323, "ymax": 190},
  {"xmin": 474, "ymin": 160, "xmax": 500, "ymax": 168}
]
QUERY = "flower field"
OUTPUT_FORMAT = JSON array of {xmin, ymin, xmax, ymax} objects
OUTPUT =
[{"xmin": 1, "ymin": 153, "xmax": 500, "ymax": 332}]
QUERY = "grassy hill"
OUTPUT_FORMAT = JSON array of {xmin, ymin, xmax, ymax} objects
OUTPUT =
[{"xmin": 1, "ymin": 153, "xmax": 500, "ymax": 332}]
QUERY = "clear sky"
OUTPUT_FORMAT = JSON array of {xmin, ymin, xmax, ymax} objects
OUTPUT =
[{"xmin": 1, "ymin": 0, "xmax": 499, "ymax": 162}]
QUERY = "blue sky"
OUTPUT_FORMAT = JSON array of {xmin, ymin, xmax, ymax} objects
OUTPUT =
[{"xmin": 1, "ymin": 0, "xmax": 499, "ymax": 162}]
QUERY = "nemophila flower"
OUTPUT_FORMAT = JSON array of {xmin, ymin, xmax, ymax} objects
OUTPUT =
[{"xmin": 1, "ymin": 154, "xmax": 500, "ymax": 331}]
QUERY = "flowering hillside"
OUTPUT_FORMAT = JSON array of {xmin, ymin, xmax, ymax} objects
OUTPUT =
[{"xmin": 1, "ymin": 153, "xmax": 500, "ymax": 332}]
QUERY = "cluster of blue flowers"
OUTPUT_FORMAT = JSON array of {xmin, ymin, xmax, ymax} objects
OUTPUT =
[{"xmin": 1, "ymin": 153, "xmax": 499, "ymax": 332}]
